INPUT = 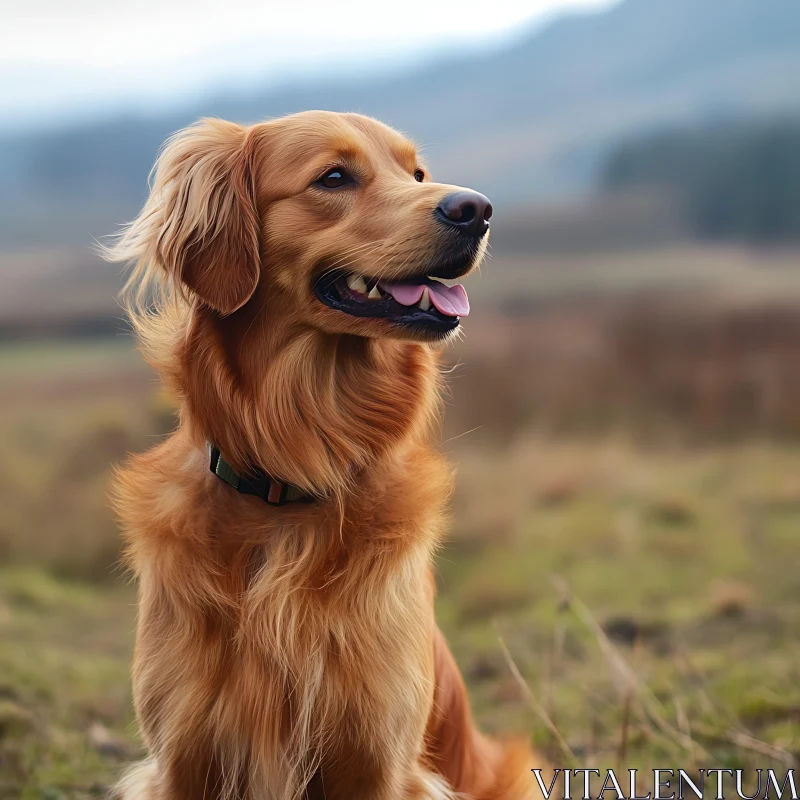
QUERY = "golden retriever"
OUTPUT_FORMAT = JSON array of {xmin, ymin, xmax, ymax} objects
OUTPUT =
[{"xmin": 105, "ymin": 111, "xmax": 542, "ymax": 799}]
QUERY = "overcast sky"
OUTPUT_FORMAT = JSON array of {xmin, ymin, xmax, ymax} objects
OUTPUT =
[{"xmin": 0, "ymin": 0, "xmax": 619, "ymax": 128}]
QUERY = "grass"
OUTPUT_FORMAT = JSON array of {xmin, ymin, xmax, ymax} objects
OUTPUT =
[
  {"xmin": 485, "ymin": 245, "xmax": 800, "ymax": 306},
  {"xmin": 442, "ymin": 438, "xmax": 800, "ymax": 776},
  {"xmin": 1, "ymin": 333, "xmax": 799, "ymax": 796},
  {"xmin": 0, "ymin": 338, "xmax": 168, "ymax": 583},
  {"xmin": 0, "ymin": 339, "xmax": 139, "ymax": 379},
  {"xmin": 0, "ymin": 570, "xmax": 137, "ymax": 799}
]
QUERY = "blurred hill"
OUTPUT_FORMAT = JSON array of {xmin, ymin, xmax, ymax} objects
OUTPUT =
[
  {"xmin": 2, "ymin": 0, "xmax": 800, "ymax": 248},
  {"xmin": 602, "ymin": 118, "xmax": 800, "ymax": 242}
]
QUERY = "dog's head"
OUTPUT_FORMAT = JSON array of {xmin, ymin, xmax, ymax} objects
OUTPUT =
[
  {"xmin": 107, "ymin": 111, "xmax": 491, "ymax": 489},
  {"xmin": 115, "ymin": 110, "xmax": 491, "ymax": 343}
]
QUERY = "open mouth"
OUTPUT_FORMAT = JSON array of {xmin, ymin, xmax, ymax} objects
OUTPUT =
[{"xmin": 314, "ymin": 271, "xmax": 470, "ymax": 335}]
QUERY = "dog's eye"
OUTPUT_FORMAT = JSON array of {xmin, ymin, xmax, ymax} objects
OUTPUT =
[
  {"xmin": 317, "ymin": 168, "xmax": 352, "ymax": 189},
  {"xmin": 414, "ymin": 169, "xmax": 425, "ymax": 183}
]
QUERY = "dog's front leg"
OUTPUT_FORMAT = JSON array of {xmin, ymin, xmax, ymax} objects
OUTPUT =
[
  {"xmin": 309, "ymin": 747, "xmax": 402, "ymax": 800},
  {"xmin": 112, "ymin": 748, "xmax": 234, "ymax": 800},
  {"xmin": 111, "ymin": 758, "xmax": 159, "ymax": 800},
  {"xmin": 311, "ymin": 750, "xmax": 455, "ymax": 800}
]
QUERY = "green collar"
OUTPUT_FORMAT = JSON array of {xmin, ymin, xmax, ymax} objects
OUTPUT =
[{"xmin": 208, "ymin": 444, "xmax": 315, "ymax": 507}]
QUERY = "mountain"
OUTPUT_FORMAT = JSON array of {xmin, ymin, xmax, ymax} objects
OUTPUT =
[{"xmin": 2, "ymin": 0, "xmax": 800, "ymax": 247}]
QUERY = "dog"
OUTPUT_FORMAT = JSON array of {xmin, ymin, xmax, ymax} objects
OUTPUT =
[{"xmin": 105, "ymin": 111, "xmax": 543, "ymax": 799}]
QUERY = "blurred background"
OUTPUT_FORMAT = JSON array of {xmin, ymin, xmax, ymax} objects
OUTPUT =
[{"xmin": 2, "ymin": 0, "xmax": 800, "ymax": 795}]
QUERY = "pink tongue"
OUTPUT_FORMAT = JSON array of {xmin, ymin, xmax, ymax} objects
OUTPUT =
[
  {"xmin": 378, "ymin": 280, "xmax": 470, "ymax": 318},
  {"xmin": 428, "ymin": 282, "xmax": 470, "ymax": 317}
]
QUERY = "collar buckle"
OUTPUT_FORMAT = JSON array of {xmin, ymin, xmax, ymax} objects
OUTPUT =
[{"xmin": 266, "ymin": 480, "xmax": 289, "ymax": 506}]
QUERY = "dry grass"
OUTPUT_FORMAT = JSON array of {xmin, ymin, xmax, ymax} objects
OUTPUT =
[
  {"xmin": 0, "ymin": 339, "xmax": 170, "ymax": 582},
  {"xmin": 447, "ymin": 297, "xmax": 800, "ymax": 443}
]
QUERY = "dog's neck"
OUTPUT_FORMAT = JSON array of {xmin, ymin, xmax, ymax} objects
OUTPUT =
[{"xmin": 172, "ymin": 312, "xmax": 442, "ymax": 499}]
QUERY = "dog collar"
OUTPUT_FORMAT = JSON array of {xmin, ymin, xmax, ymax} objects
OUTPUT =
[{"xmin": 208, "ymin": 444, "xmax": 315, "ymax": 507}]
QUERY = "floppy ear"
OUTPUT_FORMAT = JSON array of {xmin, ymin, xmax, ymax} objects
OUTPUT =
[{"xmin": 112, "ymin": 118, "xmax": 261, "ymax": 315}]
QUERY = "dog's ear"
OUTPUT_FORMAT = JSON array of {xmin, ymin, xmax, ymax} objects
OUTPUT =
[{"xmin": 112, "ymin": 118, "xmax": 261, "ymax": 315}]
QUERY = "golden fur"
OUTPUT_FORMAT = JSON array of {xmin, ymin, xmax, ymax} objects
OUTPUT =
[{"xmin": 104, "ymin": 111, "xmax": 544, "ymax": 799}]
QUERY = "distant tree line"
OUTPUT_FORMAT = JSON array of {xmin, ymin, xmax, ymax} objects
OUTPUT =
[{"xmin": 600, "ymin": 118, "xmax": 800, "ymax": 243}]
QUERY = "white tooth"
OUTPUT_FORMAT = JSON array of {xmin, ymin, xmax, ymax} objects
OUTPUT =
[
  {"xmin": 347, "ymin": 274, "xmax": 368, "ymax": 293},
  {"xmin": 368, "ymin": 285, "xmax": 381, "ymax": 299},
  {"xmin": 419, "ymin": 287, "xmax": 431, "ymax": 311}
]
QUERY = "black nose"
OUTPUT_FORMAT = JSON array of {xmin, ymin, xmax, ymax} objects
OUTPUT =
[{"xmin": 435, "ymin": 190, "xmax": 493, "ymax": 237}]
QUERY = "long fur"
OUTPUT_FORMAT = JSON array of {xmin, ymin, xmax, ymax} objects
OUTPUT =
[{"xmin": 105, "ymin": 111, "xmax": 544, "ymax": 800}]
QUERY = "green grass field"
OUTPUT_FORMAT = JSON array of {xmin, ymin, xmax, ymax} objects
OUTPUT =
[{"xmin": 1, "ymin": 330, "xmax": 799, "ymax": 797}]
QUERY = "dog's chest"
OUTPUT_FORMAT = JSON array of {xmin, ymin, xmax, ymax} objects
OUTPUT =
[
  {"xmin": 240, "ymin": 530, "xmax": 434, "ymax": 666},
  {"xmin": 219, "ymin": 532, "xmax": 436, "ymax": 752}
]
